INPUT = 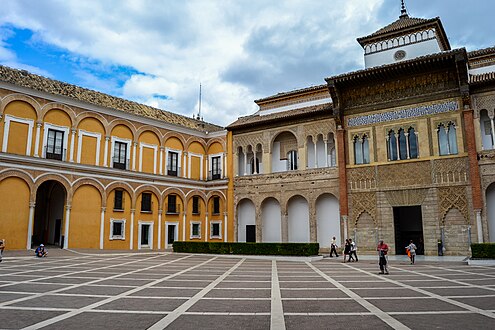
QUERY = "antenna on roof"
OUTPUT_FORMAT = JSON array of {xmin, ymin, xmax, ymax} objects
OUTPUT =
[
  {"xmin": 196, "ymin": 83, "xmax": 202, "ymax": 121},
  {"xmin": 400, "ymin": 0, "xmax": 408, "ymax": 18}
]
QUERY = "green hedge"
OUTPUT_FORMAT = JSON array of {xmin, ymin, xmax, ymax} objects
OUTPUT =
[
  {"xmin": 172, "ymin": 242, "xmax": 319, "ymax": 256},
  {"xmin": 471, "ymin": 243, "xmax": 495, "ymax": 259}
]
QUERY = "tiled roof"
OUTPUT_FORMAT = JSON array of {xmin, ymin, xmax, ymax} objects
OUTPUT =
[
  {"xmin": 227, "ymin": 103, "xmax": 331, "ymax": 130},
  {"xmin": 0, "ymin": 65, "xmax": 223, "ymax": 133},
  {"xmin": 470, "ymin": 72, "xmax": 495, "ymax": 84},
  {"xmin": 255, "ymin": 84, "xmax": 327, "ymax": 104},
  {"xmin": 468, "ymin": 46, "xmax": 495, "ymax": 58},
  {"xmin": 360, "ymin": 16, "xmax": 433, "ymax": 39}
]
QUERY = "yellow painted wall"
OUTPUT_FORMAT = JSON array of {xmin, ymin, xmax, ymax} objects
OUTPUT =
[
  {"xmin": 141, "ymin": 147, "xmax": 155, "ymax": 174},
  {"xmin": 105, "ymin": 189, "xmax": 132, "ymax": 249},
  {"xmin": 0, "ymin": 177, "xmax": 30, "ymax": 249},
  {"xmin": 70, "ymin": 185, "xmax": 101, "ymax": 248},
  {"xmin": 165, "ymin": 136, "xmax": 184, "ymax": 150},
  {"xmin": 139, "ymin": 131, "xmax": 160, "ymax": 145},
  {"xmin": 77, "ymin": 118, "xmax": 105, "ymax": 166},
  {"xmin": 207, "ymin": 141, "xmax": 223, "ymax": 154},
  {"xmin": 164, "ymin": 194, "xmax": 183, "ymax": 240},
  {"xmin": 111, "ymin": 125, "xmax": 133, "ymax": 139},
  {"xmin": 190, "ymin": 156, "xmax": 201, "ymax": 180},
  {"xmin": 1, "ymin": 101, "xmax": 37, "ymax": 153},
  {"xmin": 7, "ymin": 121, "xmax": 29, "ymax": 155},
  {"xmin": 44, "ymin": 109, "xmax": 72, "ymax": 127}
]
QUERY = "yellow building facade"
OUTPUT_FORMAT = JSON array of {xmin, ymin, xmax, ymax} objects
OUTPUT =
[{"xmin": 0, "ymin": 66, "xmax": 232, "ymax": 250}]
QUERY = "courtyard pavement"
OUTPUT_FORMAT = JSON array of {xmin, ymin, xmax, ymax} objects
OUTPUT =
[{"xmin": 0, "ymin": 251, "xmax": 494, "ymax": 329}]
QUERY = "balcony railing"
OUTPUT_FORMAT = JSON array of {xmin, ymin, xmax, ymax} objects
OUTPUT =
[
  {"xmin": 45, "ymin": 146, "xmax": 66, "ymax": 161},
  {"xmin": 113, "ymin": 157, "xmax": 130, "ymax": 170},
  {"xmin": 208, "ymin": 169, "xmax": 222, "ymax": 180},
  {"xmin": 167, "ymin": 166, "xmax": 181, "ymax": 177}
]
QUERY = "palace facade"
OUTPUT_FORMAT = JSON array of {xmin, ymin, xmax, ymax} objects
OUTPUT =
[
  {"xmin": 0, "ymin": 66, "xmax": 231, "ymax": 250},
  {"xmin": 228, "ymin": 9, "xmax": 495, "ymax": 255}
]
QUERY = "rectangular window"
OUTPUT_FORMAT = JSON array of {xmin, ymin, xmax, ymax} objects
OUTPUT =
[
  {"xmin": 167, "ymin": 195, "xmax": 177, "ymax": 214},
  {"xmin": 191, "ymin": 222, "xmax": 201, "ymax": 238},
  {"xmin": 110, "ymin": 219, "xmax": 125, "ymax": 240},
  {"xmin": 211, "ymin": 156, "xmax": 221, "ymax": 180},
  {"xmin": 113, "ymin": 141, "xmax": 128, "ymax": 170},
  {"xmin": 212, "ymin": 196, "xmax": 220, "ymax": 215},
  {"xmin": 192, "ymin": 196, "xmax": 200, "ymax": 215},
  {"xmin": 46, "ymin": 128, "xmax": 64, "ymax": 160},
  {"xmin": 211, "ymin": 222, "xmax": 221, "ymax": 238},
  {"xmin": 114, "ymin": 190, "xmax": 124, "ymax": 211},
  {"xmin": 141, "ymin": 193, "xmax": 152, "ymax": 212},
  {"xmin": 167, "ymin": 151, "xmax": 179, "ymax": 176}
]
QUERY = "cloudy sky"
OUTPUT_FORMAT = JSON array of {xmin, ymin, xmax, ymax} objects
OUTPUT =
[{"xmin": 0, "ymin": 0, "xmax": 494, "ymax": 127}]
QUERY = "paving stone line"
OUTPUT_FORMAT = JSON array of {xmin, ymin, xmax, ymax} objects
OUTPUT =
[
  {"xmin": 343, "ymin": 263, "xmax": 495, "ymax": 320},
  {"xmin": 147, "ymin": 258, "xmax": 245, "ymax": 330},
  {"xmin": 307, "ymin": 262, "xmax": 410, "ymax": 330},
  {"xmin": 270, "ymin": 260, "xmax": 286, "ymax": 330},
  {"xmin": 0, "ymin": 254, "xmax": 165, "ymax": 307},
  {"xmin": 21, "ymin": 255, "xmax": 209, "ymax": 330}
]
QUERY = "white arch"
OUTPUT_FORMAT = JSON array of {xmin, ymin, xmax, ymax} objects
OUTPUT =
[
  {"xmin": 261, "ymin": 198, "xmax": 281, "ymax": 242},
  {"xmin": 287, "ymin": 196, "xmax": 309, "ymax": 243},
  {"xmin": 237, "ymin": 199, "xmax": 255, "ymax": 242},
  {"xmin": 316, "ymin": 194, "xmax": 340, "ymax": 248},
  {"xmin": 487, "ymin": 183, "xmax": 495, "ymax": 242}
]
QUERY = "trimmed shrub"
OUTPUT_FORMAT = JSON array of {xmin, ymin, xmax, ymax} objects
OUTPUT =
[
  {"xmin": 172, "ymin": 241, "xmax": 319, "ymax": 256},
  {"xmin": 471, "ymin": 243, "xmax": 495, "ymax": 259}
]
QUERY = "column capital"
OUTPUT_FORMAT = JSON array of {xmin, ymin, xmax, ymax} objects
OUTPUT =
[
  {"xmin": 105, "ymin": 135, "xmax": 111, "ymax": 141},
  {"xmin": 36, "ymin": 121, "xmax": 43, "ymax": 127},
  {"xmin": 101, "ymin": 206, "xmax": 106, "ymax": 212},
  {"xmin": 71, "ymin": 128, "xmax": 77, "ymax": 134},
  {"xmin": 65, "ymin": 204, "xmax": 72, "ymax": 211},
  {"xmin": 29, "ymin": 201, "xmax": 36, "ymax": 208},
  {"xmin": 130, "ymin": 208, "xmax": 136, "ymax": 214}
]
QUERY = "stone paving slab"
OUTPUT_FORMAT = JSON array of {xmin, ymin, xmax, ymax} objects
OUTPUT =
[
  {"xmin": 205, "ymin": 288, "xmax": 271, "ymax": 298},
  {"xmin": 282, "ymin": 299, "xmax": 368, "ymax": 313},
  {"xmin": 166, "ymin": 315, "xmax": 270, "ymax": 330},
  {"xmin": 187, "ymin": 299, "xmax": 271, "ymax": 313},
  {"xmin": 285, "ymin": 315, "xmax": 392, "ymax": 330},
  {"xmin": 368, "ymin": 297, "xmax": 465, "ymax": 312},
  {"xmin": 96, "ymin": 297, "xmax": 187, "ymax": 312},
  {"xmin": 452, "ymin": 296, "xmax": 495, "ymax": 310},
  {"xmin": 130, "ymin": 287, "xmax": 201, "ymax": 297},
  {"xmin": 393, "ymin": 313, "xmax": 495, "ymax": 330},
  {"xmin": 10, "ymin": 294, "xmax": 105, "ymax": 309},
  {"xmin": 281, "ymin": 289, "xmax": 347, "ymax": 298},
  {"xmin": 1, "ymin": 283, "xmax": 69, "ymax": 293},
  {"xmin": 0, "ymin": 309, "xmax": 65, "ymax": 328},
  {"xmin": 62, "ymin": 285, "xmax": 132, "ymax": 295}
]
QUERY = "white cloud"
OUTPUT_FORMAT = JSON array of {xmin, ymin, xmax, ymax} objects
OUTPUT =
[{"xmin": 0, "ymin": 0, "xmax": 494, "ymax": 127}]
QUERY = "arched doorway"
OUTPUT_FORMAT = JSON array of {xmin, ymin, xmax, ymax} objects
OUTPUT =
[
  {"xmin": 261, "ymin": 198, "xmax": 281, "ymax": 242},
  {"xmin": 287, "ymin": 195, "xmax": 309, "ymax": 242},
  {"xmin": 237, "ymin": 199, "xmax": 256, "ymax": 242},
  {"xmin": 316, "ymin": 194, "xmax": 340, "ymax": 248},
  {"xmin": 487, "ymin": 183, "xmax": 495, "ymax": 242},
  {"xmin": 33, "ymin": 180, "xmax": 67, "ymax": 248}
]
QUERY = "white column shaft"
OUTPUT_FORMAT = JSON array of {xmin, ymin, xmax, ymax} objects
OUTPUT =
[
  {"xmin": 158, "ymin": 211, "xmax": 162, "ymax": 249},
  {"xmin": 69, "ymin": 129, "xmax": 76, "ymax": 162},
  {"xmin": 205, "ymin": 214, "xmax": 209, "ymax": 242},
  {"xmin": 34, "ymin": 123, "xmax": 42, "ymax": 157},
  {"xmin": 476, "ymin": 210, "xmax": 483, "ymax": 243},
  {"xmin": 103, "ymin": 137, "xmax": 109, "ymax": 167},
  {"xmin": 314, "ymin": 143, "xmax": 318, "ymax": 168},
  {"xmin": 99, "ymin": 208, "xmax": 105, "ymax": 249},
  {"xmin": 130, "ymin": 211, "xmax": 135, "ymax": 250},
  {"xmin": 26, "ymin": 204, "xmax": 35, "ymax": 249},
  {"xmin": 132, "ymin": 143, "xmax": 137, "ymax": 171},
  {"xmin": 63, "ymin": 206, "xmax": 71, "ymax": 249},
  {"xmin": 182, "ymin": 213, "xmax": 186, "ymax": 241},
  {"xmin": 224, "ymin": 213, "xmax": 228, "ymax": 242}
]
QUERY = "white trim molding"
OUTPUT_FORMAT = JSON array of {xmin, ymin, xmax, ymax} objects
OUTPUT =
[
  {"xmin": 109, "ymin": 218, "xmax": 126, "ymax": 240},
  {"xmin": 110, "ymin": 136, "xmax": 132, "ymax": 170},
  {"xmin": 137, "ymin": 220, "xmax": 154, "ymax": 250},
  {"xmin": 190, "ymin": 221, "xmax": 202, "ymax": 239},
  {"xmin": 188, "ymin": 152, "xmax": 204, "ymax": 180},
  {"xmin": 77, "ymin": 129, "xmax": 102, "ymax": 165},
  {"xmin": 210, "ymin": 220, "xmax": 223, "ymax": 239},
  {"xmin": 42, "ymin": 122, "xmax": 70, "ymax": 160},
  {"xmin": 164, "ymin": 221, "xmax": 179, "ymax": 249},
  {"xmin": 2, "ymin": 114, "xmax": 34, "ymax": 155},
  {"xmin": 208, "ymin": 152, "xmax": 224, "ymax": 179},
  {"xmin": 165, "ymin": 147, "xmax": 183, "ymax": 177}
]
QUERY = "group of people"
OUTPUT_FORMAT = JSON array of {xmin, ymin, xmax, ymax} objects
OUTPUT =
[
  {"xmin": 330, "ymin": 236, "xmax": 418, "ymax": 274},
  {"xmin": 329, "ymin": 236, "xmax": 358, "ymax": 262}
]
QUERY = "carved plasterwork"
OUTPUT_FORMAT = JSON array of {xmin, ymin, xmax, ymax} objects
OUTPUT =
[
  {"xmin": 350, "ymin": 192, "xmax": 377, "ymax": 225},
  {"xmin": 304, "ymin": 120, "xmax": 336, "ymax": 140},
  {"xmin": 377, "ymin": 161, "xmax": 431, "ymax": 189},
  {"xmin": 473, "ymin": 92, "xmax": 495, "ymax": 118},
  {"xmin": 438, "ymin": 186, "xmax": 469, "ymax": 224},
  {"xmin": 383, "ymin": 189, "xmax": 428, "ymax": 207},
  {"xmin": 348, "ymin": 167, "xmax": 376, "ymax": 191},
  {"xmin": 234, "ymin": 132, "xmax": 264, "ymax": 151},
  {"xmin": 342, "ymin": 71, "xmax": 458, "ymax": 110},
  {"xmin": 432, "ymin": 157, "xmax": 469, "ymax": 184}
]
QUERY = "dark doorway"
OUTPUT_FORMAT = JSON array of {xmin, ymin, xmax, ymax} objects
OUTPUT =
[
  {"xmin": 394, "ymin": 206, "xmax": 424, "ymax": 255},
  {"xmin": 33, "ymin": 181, "xmax": 66, "ymax": 248},
  {"xmin": 168, "ymin": 225, "xmax": 176, "ymax": 244},
  {"xmin": 246, "ymin": 225, "xmax": 256, "ymax": 242},
  {"xmin": 141, "ymin": 224, "xmax": 150, "ymax": 246}
]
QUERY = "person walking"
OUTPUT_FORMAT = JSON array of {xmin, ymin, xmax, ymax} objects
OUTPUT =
[
  {"xmin": 348, "ymin": 238, "xmax": 358, "ymax": 262},
  {"xmin": 343, "ymin": 239, "xmax": 351, "ymax": 263},
  {"xmin": 330, "ymin": 236, "xmax": 339, "ymax": 257},
  {"xmin": 377, "ymin": 239, "xmax": 389, "ymax": 274},
  {"xmin": 406, "ymin": 240, "xmax": 417, "ymax": 264}
]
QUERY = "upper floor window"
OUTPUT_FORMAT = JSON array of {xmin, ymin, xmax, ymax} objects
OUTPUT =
[
  {"xmin": 287, "ymin": 150, "xmax": 298, "ymax": 171},
  {"xmin": 353, "ymin": 134, "xmax": 370, "ymax": 165},
  {"xmin": 141, "ymin": 193, "xmax": 152, "ymax": 212},
  {"xmin": 212, "ymin": 196, "xmax": 220, "ymax": 215},
  {"xmin": 250, "ymin": 157, "xmax": 260, "ymax": 174},
  {"xmin": 46, "ymin": 129, "xmax": 65, "ymax": 161},
  {"xmin": 480, "ymin": 110, "xmax": 494, "ymax": 150},
  {"xmin": 438, "ymin": 123, "xmax": 458, "ymax": 156},
  {"xmin": 114, "ymin": 190, "xmax": 124, "ymax": 211},
  {"xmin": 192, "ymin": 196, "xmax": 200, "ymax": 215},
  {"xmin": 113, "ymin": 141, "xmax": 128, "ymax": 170},
  {"xmin": 387, "ymin": 127, "xmax": 418, "ymax": 161},
  {"xmin": 167, "ymin": 151, "xmax": 179, "ymax": 176},
  {"xmin": 167, "ymin": 194, "xmax": 178, "ymax": 214},
  {"xmin": 211, "ymin": 156, "xmax": 221, "ymax": 180}
]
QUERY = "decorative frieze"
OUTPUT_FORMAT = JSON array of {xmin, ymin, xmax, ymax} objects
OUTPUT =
[{"xmin": 347, "ymin": 100, "xmax": 459, "ymax": 127}]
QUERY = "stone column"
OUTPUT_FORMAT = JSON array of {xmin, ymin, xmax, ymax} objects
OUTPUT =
[
  {"xmin": 244, "ymin": 149, "xmax": 248, "ymax": 175},
  {"xmin": 183, "ymin": 152, "xmax": 188, "ymax": 178},
  {"xmin": 34, "ymin": 122, "xmax": 42, "ymax": 157},
  {"xmin": 223, "ymin": 212, "xmax": 228, "ymax": 242},
  {"xmin": 253, "ymin": 150, "xmax": 257, "ymax": 174},
  {"xmin": 463, "ymin": 108, "xmax": 483, "ymax": 212},
  {"xmin": 324, "ymin": 140, "xmax": 329, "ymax": 167},
  {"xmin": 69, "ymin": 128, "xmax": 76, "ymax": 162},
  {"xmin": 405, "ymin": 132, "xmax": 410, "ymax": 159},
  {"xmin": 234, "ymin": 152, "xmax": 239, "ymax": 177},
  {"xmin": 26, "ymin": 202, "xmax": 35, "ymax": 250},
  {"xmin": 130, "ymin": 209, "xmax": 135, "ymax": 250},
  {"xmin": 158, "ymin": 209, "xmax": 162, "ymax": 249},
  {"xmin": 99, "ymin": 207, "xmax": 106, "ymax": 249},
  {"xmin": 103, "ymin": 136, "xmax": 110, "ymax": 167},
  {"xmin": 205, "ymin": 212, "xmax": 209, "ymax": 242},
  {"xmin": 314, "ymin": 142, "xmax": 318, "ymax": 168},
  {"xmin": 476, "ymin": 209, "xmax": 483, "ymax": 243},
  {"xmin": 159, "ymin": 147, "xmax": 164, "ymax": 175},
  {"xmin": 63, "ymin": 204, "xmax": 71, "ymax": 249},
  {"xmin": 489, "ymin": 111, "xmax": 495, "ymax": 149},
  {"xmin": 132, "ymin": 142, "xmax": 137, "ymax": 171},
  {"xmin": 182, "ymin": 212, "xmax": 186, "ymax": 241}
]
